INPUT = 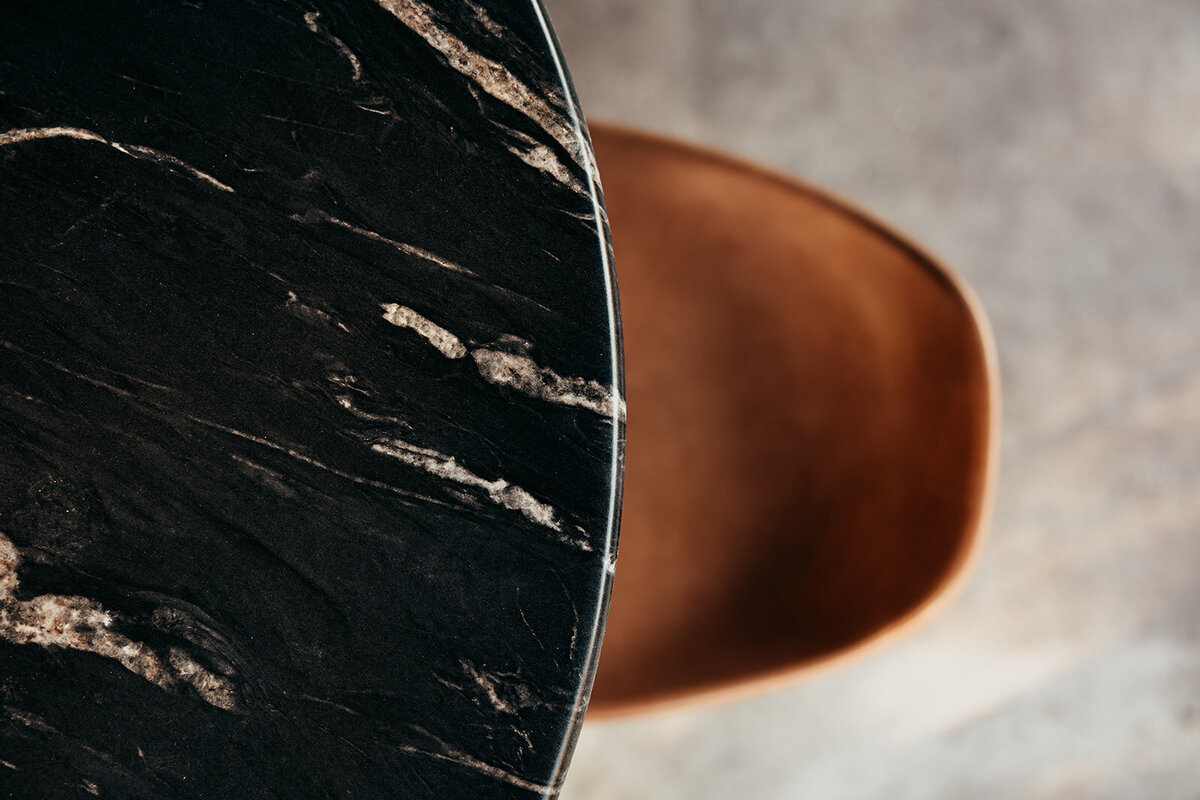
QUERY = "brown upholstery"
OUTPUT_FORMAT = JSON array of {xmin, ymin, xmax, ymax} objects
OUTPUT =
[{"xmin": 588, "ymin": 124, "xmax": 999, "ymax": 718}]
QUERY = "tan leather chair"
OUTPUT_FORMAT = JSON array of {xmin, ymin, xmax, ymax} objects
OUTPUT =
[{"xmin": 588, "ymin": 124, "xmax": 999, "ymax": 718}]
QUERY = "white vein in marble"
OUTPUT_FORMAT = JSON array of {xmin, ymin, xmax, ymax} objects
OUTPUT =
[
  {"xmin": 303, "ymin": 11, "xmax": 363, "ymax": 81},
  {"xmin": 231, "ymin": 454, "xmax": 301, "ymax": 500},
  {"xmin": 461, "ymin": 660, "xmax": 516, "ymax": 713},
  {"xmin": 334, "ymin": 394, "xmax": 413, "ymax": 428},
  {"xmin": 380, "ymin": 303, "xmax": 467, "ymax": 358},
  {"xmin": 374, "ymin": 0, "xmax": 591, "ymax": 190},
  {"xmin": 377, "ymin": 303, "xmax": 624, "ymax": 420},
  {"xmin": 458, "ymin": 659, "xmax": 561, "ymax": 714},
  {"xmin": 401, "ymin": 726, "xmax": 555, "ymax": 795},
  {"xmin": 472, "ymin": 346, "xmax": 622, "ymax": 419},
  {"xmin": 0, "ymin": 531, "xmax": 238, "ymax": 711},
  {"xmin": 368, "ymin": 437, "xmax": 567, "ymax": 534},
  {"xmin": 288, "ymin": 291, "xmax": 351, "ymax": 332},
  {"xmin": 326, "ymin": 370, "xmax": 586, "ymax": 546},
  {"xmin": 0, "ymin": 338, "xmax": 455, "ymax": 516},
  {"xmin": 500, "ymin": 125, "xmax": 583, "ymax": 192},
  {"xmin": 292, "ymin": 208, "xmax": 476, "ymax": 275},
  {"xmin": 465, "ymin": 0, "xmax": 505, "ymax": 38},
  {"xmin": 0, "ymin": 127, "xmax": 234, "ymax": 192}
]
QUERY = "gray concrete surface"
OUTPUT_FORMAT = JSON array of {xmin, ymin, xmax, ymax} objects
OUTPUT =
[{"xmin": 544, "ymin": 1, "xmax": 1200, "ymax": 797}]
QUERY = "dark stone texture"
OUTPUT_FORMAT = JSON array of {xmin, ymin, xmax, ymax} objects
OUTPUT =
[{"xmin": 0, "ymin": 1, "xmax": 622, "ymax": 796}]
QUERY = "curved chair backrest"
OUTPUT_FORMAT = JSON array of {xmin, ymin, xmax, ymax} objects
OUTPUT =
[{"xmin": 587, "ymin": 124, "xmax": 999, "ymax": 718}]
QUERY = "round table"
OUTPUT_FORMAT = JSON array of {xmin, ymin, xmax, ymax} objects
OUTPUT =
[{"xmin": 0, "ymin": 1, "xmax": 622, "ymax": 796}]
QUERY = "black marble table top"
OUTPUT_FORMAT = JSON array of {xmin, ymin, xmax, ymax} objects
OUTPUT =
[{"xmin": 0, "ymin": 1, "xmax": 622, "ymax": 796}]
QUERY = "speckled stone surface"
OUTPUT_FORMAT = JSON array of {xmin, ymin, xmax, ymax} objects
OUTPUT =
[
  {"xmin": 547, "ymin": 1, "xmax": 1200, "ymax": 798},
  {"xmin": 0, "ymin": 1, "xmax": 621, "ymax": 797}
]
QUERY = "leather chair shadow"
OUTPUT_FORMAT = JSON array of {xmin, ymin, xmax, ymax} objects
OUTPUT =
[{"xmin": 588, "ymin": 124, "xmax": 999, "ymax": 719}]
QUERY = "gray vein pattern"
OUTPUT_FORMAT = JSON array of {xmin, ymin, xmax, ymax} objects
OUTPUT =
[{"xmin": 0, "ymin": 1, "xmax": 622, "ymax": 797}]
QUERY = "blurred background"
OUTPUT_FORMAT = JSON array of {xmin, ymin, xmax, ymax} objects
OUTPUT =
[{"xmin": 544, "ymin": 1, "xmax": 1200, "ymax": 798}]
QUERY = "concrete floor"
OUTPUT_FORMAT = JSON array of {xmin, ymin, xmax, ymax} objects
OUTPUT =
[{"xmin": 544, "ymin": 1, "xmax": 1200, "ymax": 798}]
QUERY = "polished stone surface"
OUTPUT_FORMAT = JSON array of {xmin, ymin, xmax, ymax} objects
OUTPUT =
[
  {"xmin": 547, "ymin": 1, "xmax": 1200, "ymax": 798},
  {"xmin": 0, "ymin": 1, "xmax": 621, "ymax": 797}
]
